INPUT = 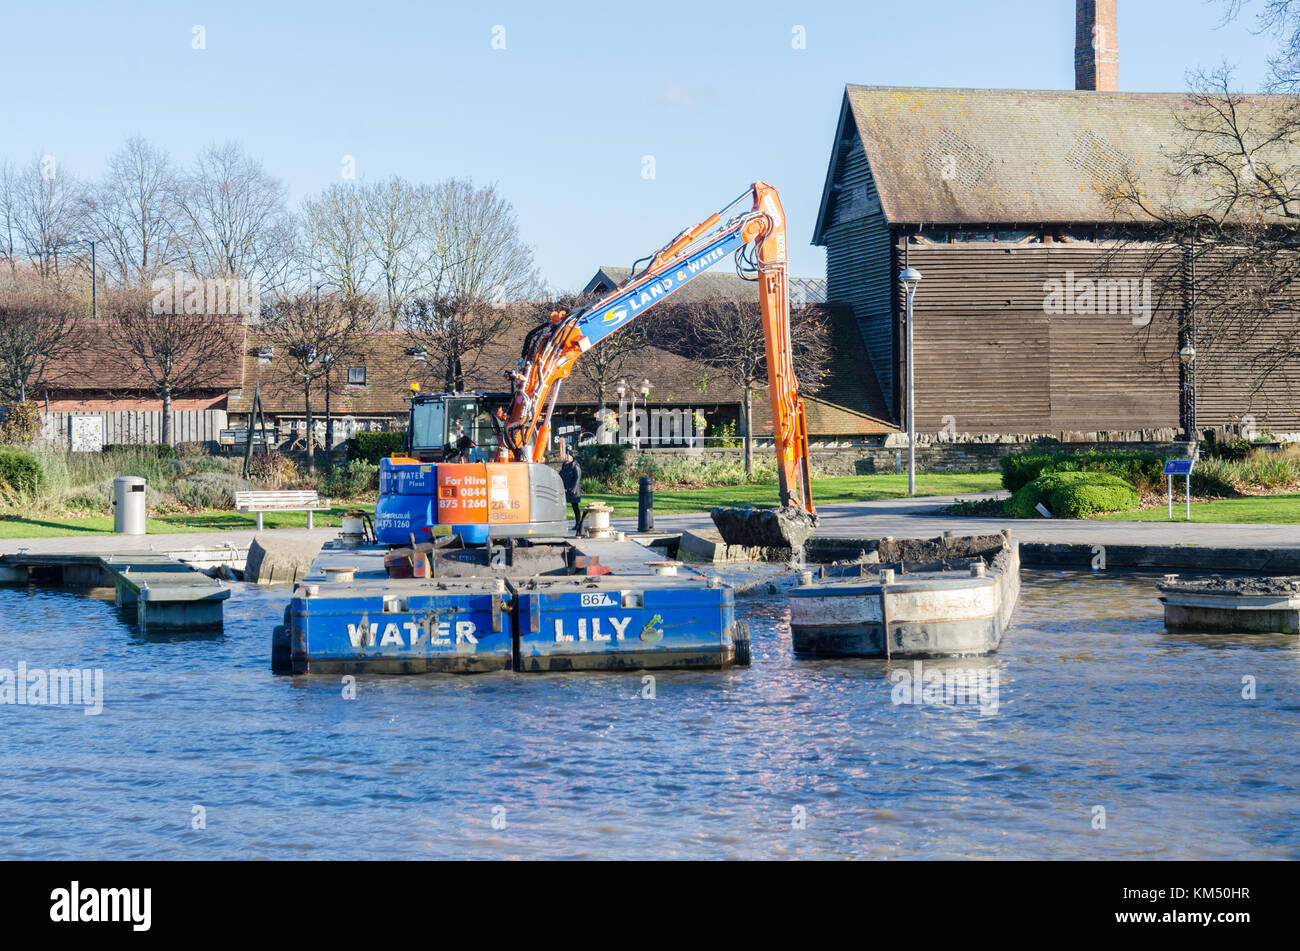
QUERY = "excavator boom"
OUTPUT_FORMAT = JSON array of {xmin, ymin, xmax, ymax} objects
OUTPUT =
[
  {"xmin": 373, "ymin": 182, "xmax": 818, "ymax": 550},
  {"xmin": 502, "ymin": 182, "xmax": 815, "ymax": 520}
]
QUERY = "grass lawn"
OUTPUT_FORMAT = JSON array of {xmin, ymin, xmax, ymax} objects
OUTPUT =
[
  {"xmin": 0, "ymin": 474, "xmax": 1004, "ymax": 537},
  {"xmin": 586, "ymin": 472, "xmax": 1004, "ymax": 517},
  {"xmin": 1095, "ymin": 493, "xmax": 1300, "ymax": 525},
  {"xmin": 0, "ymin": 507, "xmax": 350, "ymax": 539}
]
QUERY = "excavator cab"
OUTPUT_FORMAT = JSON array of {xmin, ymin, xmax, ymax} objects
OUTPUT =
[
  {"xmin": 374, "ymin": 390, "xmax": 568, "ymax": 546},
  {"xmin": 405, "ymin": 392, "xmax": 509, "ymax": 463}
]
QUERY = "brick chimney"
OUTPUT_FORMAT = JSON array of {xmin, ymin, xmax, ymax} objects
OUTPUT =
[{"xmin": 1075, "ymin": 0, "xmax": 1118, "ymax": 91}]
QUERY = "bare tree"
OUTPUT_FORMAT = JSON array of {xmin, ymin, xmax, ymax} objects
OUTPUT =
[
  {"xmin": 101, "ymin": 285, "xmax": 244, "ymax": 446},
  {"xmin": 258, "ymin": 291, "xmax": 378, "ymax": 470},
  {"xmin": 1101, "ymin": 59, "xmax": 1300, "ymax": 429},
  {"xmin": 362, "ymin": 176, "xmax": 426, "ymax": 325},
  {"xmin": 3, "ymin": 156, "xmax": 89, "ymax": 287},
  {"xmin": 420, "ymin": 178, "xmax": 539, "ymax": 304},
  {"xmin": 402, "ymin": 178, "xmax": 539, "ymax": 390},
  {"xmin": 403, "ymin": 294, "xmax": 512, "ymax": 392},
  {"xmin": 0, "ymin": 160, "xmax": 19, "ymax": 278},
  {"xmin": 0, "ymin": 272, "xmax": 84, "ymax": 402},
  {"xmin": 86, "ymin": 137, "xmax": 179, "ymax": 286},
  {"xmin": 301, "ymin": 182, "xmax": 373, "ymax": 297},
  {"xmin": 684, "ymin": 296, "xmax": 831, "ymax": 473},
  {"xmin": 174, "ymin": 141, "xmax": 292, "ymax": 288}
]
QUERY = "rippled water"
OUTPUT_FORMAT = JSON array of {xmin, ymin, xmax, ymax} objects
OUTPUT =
[{"xmin": 1, "ymin": 570, "xmax": 1297, "ymax": 859}]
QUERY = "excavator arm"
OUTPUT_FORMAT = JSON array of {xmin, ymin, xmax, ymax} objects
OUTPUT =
[{"xmin": 500, "ymin": 182, "xmax": 815, "ymax": 516}]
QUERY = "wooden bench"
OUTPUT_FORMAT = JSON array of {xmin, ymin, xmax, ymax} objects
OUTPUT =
[{"xmin": 235, "ymin": 490, "xmax": 332, "ymax": 530}]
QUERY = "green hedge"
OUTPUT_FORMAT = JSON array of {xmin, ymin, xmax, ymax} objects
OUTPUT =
[
  {"xmin": 346, "ymin": 431, "xmax": 406, "ymax": 464},
  {"xmin": 0, "ymin": 448, "xmax": 44, "ymax": 493},
  {"xmin": 1007, "ymin": 470, "xmax": 1137, "ymax": 518},
  {"xmin": 1048, "ymin": 478, "xmax": 1139, "ymax": 518},
  {"xmin": 1005, "ymin": 471, "xmax": 1095, "ymax": 518},
  {"xmin": 574, "ymin": 444, "xmax": 626, "ymax": 482},
  {"xmin": 1000, "ymin": 448, "xmax": 1165, "ymax": 494}
]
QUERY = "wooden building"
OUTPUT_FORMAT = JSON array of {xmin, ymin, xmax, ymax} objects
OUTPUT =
[{"xmin": 813, "ymin": 9, "xmax": 1300, "ymax": 436}]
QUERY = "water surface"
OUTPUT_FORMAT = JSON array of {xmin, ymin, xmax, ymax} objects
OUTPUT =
[{"xmin": 1, "ymin": 570, "xmax": 1296, "ymax": 859}]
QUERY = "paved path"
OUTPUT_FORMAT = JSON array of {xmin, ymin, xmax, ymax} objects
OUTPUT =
[
  {"xmin": 2, "ymin": 493, "xmax": 1297, "ymax": 554},
  {"xmin": 0, "ymin": 527, "xmax": 338, "ymax": 556},
  {"xmin": 613, "ymin": 492, "xmax": 1300, "ymax": 550}
]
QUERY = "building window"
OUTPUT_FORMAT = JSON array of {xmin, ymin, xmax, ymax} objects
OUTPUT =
[
  {"xmin": 408, "ymin": 345, "xmax": 428, "ymax": 362},
  {"xmin": 258, "ymin": 345, "xmax": 273, "ymax": 364},
  {"xmin": 347, "ymin": 366, "xmax": 366, "ymax": 386}
]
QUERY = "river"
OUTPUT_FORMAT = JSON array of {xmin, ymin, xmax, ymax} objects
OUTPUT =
[{"xmin": 1, "ymin": 569, "xmax": 1296, "ymax": 859}]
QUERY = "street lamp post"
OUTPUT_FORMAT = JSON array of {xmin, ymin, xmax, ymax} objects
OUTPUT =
[
  {"xmin": 1180, "ymin": 343, "xmax": 1198, "ymax": 439},
  {"xmin": 638, "ymin": 378, "xmax": 652, "ymax": 449},
  {"xmin": 321, "ymin": 351, "xmax": 334, "ymax": 452},
  {"xmin": 899, "ymin": 267, "xmax": 922, "ymax": 496},
  {"xmin": 615, "ymin": 378, "xmax": 628, "ymax": 446}
]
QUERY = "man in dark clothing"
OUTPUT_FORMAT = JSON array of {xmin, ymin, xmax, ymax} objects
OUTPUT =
[{"xmin": 559, "ymin": 447, "xmax": 583, "ymax": 534}]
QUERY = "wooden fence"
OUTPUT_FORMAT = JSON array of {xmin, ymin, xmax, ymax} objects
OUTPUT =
[{"xmin": 40, "ymin": 410, "xmax": 229, "ymax": 448}]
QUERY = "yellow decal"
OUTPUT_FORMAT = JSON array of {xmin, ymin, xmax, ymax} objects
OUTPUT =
[{"xmin": 603, "ymin": 308, "xmax": 628, "ymax": 323}]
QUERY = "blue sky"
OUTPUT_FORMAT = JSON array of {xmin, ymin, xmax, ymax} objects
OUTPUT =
[{"xmin": 0, "ymin": 0, "xmax": 1280, "ymax": 290}]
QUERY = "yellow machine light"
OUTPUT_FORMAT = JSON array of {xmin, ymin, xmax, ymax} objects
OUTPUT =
[{"xmin": 410, "ymin": 381, "xmax": 420, "ymax": 393}]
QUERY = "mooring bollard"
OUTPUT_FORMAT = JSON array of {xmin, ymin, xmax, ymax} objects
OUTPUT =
[{"xmin": 638, "ymin": 476, "xmax": 654, "ymax": 532}]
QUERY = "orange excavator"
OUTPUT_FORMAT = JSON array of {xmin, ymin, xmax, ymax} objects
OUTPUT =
[{"xmin": 374, "ymin": 182, "xmax": 818, "ymax": 549}]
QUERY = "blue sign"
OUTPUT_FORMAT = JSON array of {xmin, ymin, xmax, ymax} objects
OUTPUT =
[
  {"xmin": 577, "ymin": 228, "xmax": 746, "ymax": 346},
  {"xmin": 1163, "ymin": 459, "xmax": 1195, "ymax": 476}
]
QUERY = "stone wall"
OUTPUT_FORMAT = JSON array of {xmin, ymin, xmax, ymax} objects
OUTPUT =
[{"xmin": 628, "ymin": 429, "xmax": 1185, "ymax": 475}]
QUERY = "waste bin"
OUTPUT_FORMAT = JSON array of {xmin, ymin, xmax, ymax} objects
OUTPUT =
[{"xmin": 113, "ymin": 476, "xmax": 147, "ymax": 535}]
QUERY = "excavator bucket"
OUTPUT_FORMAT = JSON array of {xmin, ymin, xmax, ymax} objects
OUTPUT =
[{"xmin": 710, "ymin": 505, "xmax": 820, "ymax": 551}]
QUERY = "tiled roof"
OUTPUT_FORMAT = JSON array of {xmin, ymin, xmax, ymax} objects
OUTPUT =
[
  {"xmin": 820, "ymin": 85, "xmax": 1300, "ymax": 232},
  {"xmin": 228, "ymin": 305, "xmax": 894, "ymax": 436},
  {"xmin": 40, "ymin": 318, "xmax": 245, "ymax": 393}
]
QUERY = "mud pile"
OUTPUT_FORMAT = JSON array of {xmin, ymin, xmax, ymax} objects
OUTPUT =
[
  {"xmin": 1158, "ymin": 575, "xmax": 1300, "ymax": 596},
  {"xmin": 710, "ymin": 506, "xmax": 820, "ymax": 550}
]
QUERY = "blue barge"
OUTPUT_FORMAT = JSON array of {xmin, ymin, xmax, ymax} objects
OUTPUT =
[{"xmin": 273, "ymin": 537, "xmax": 747, "ymax": 675}]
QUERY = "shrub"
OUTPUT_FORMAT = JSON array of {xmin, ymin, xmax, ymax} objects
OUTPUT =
[
  {"xmin": 1047, "ymin": 476, "xmax": 1139, "ymax": 517},
  {"xmin": 1000, "ymin": 450, "xmax": 1059, "ymax": 492},
  {"xmin": 175, "ymin": 472, "xmax": 253, "ymax": 510},
  {"xmin": 104, "ymin": 443, "xmax": 175, "ymax": 460},
  {"xmin": 574, "ymin": 443, "xmax": 626, "ymax": 483},
  {"xmin": 62, "ymin": 488, "xmax": 111, "ymax": 516},
  {"xmin": 0, "ymin": 402, "xmax": 41, "ymax": 446},
  {"xmin": 346, "ymin": 431, "xmax": 406, "ymax": 464},
  {"xmin": 709, "ymin": 419, "xmax": 742, "ymax": 448},
  {"xmin": 0, "ymin": 448, "xmax": 43, "ymax": 493},
  {"xmin": 173, "ymin": 441, "xmax": 209, "ymax": 462},
  {"xmin": 1205, "ymin": 437, "xmax": 1256, "ymax": 462},
  {"xmin": 247, "ymin": 451, "xmax": 300, "ymax": 489},
  {"xmin": 1007, "ymin": 470, "xmax": 1137, "ymax": 518},
  {"xmin": 317, "ymin": 460, "xmax": 379, "ymax": 498},
  {"xmin": 1005, "ymin": 470, "xmax": 1095, "ymax": 518},
  {"xmin": 1000, "ymin": 448, "xmax": 1165, "ymax": 494}
]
